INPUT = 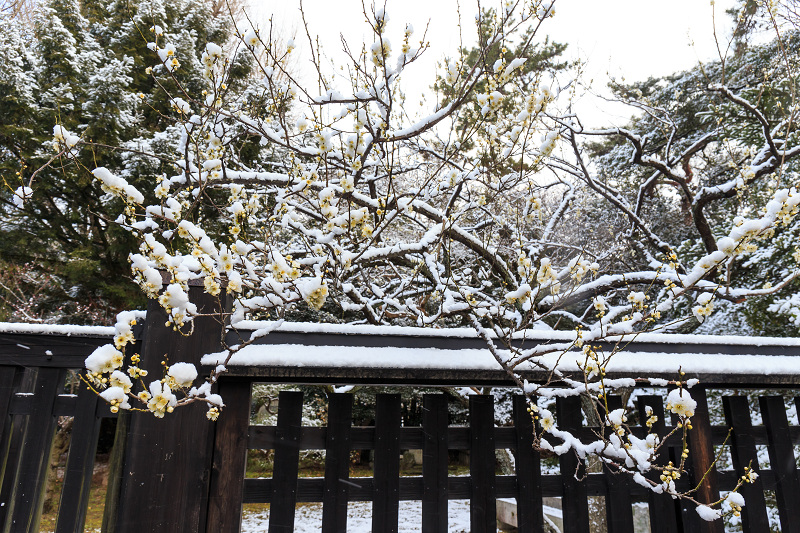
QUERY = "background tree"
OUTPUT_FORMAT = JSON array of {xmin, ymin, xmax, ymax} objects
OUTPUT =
[
  {"xmin": 0, "ymin": 0, "xmax": 250, "ymax": 323},
  {"xmin": 576, "ymin": 3, "xmax": 800, "ymax": 336}
]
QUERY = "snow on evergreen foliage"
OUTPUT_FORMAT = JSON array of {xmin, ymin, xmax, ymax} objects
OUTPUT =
[{"xmin": 0, "ymin": 0, "xmax": 234, "ymax": 323}]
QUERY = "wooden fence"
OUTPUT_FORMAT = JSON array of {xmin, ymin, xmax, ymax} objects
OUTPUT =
[
  {"xmin": 204, "ymin": 384, "xmax": 800, "ymax": 533},
  {"xmin": 0, "ymin": 298, "xmax": 800, "ymax": 532}
]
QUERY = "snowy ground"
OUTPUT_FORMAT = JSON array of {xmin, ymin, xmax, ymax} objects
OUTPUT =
[{"xmin": 241, "ymin": 500, "xmax": 494, "ymax": 532}]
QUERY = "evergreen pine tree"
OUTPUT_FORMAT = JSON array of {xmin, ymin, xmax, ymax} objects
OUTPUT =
[{"xmin": 0, "ymin": 0, "xmax": 243, "ymax": 322}]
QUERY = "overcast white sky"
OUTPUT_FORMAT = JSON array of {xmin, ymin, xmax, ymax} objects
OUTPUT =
[{"xmin": 250, "ymin": 0, "xmax": 740, "ymax": 126}]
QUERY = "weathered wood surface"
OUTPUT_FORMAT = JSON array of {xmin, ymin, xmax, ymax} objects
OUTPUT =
[
  {"xmin": 321, "ymin": 393, "xmax": 353, "ymax": 532},
  {"xmin": 205, "ymin": 378, "xmax": 252, "ymax": 533},
  {"xmin": 112, "ymin": 287, "xmax": 228, "ymax": 533},
  {"xmin": 372, "ymin": 394, "xmax": 401, "ymax": 533},
  {"xmin": 422, "ymin": 393, "xmax": 449, "ymax": 533},
  {"xmin": 512, "ymin": 394, "xmax": 544, "ymax": 533},
  {"xmin": 469, "ymin": 395, "xmax": 496, "ymax": 533}
]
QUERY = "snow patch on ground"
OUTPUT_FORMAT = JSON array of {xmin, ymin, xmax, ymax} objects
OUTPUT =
[{"xmin": 241, "ymin": 500, "xmax": 483, "ymax": 532}]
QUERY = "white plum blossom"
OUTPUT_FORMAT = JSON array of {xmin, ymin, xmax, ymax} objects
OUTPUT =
[
  {"xmin": 666, "ymin": 389, "xmax": 697, "ymax": 418},
  {"xmin": 168, "ymin": 362, "xmax": 198, "ymax": 388},
  {"xmin": 243, "ymin": 29, "xmax": 259, "ymax": 47},
  {"xmin": 297, "ymin": 276, "xmax": 328, "ymax": 310},
  {"xmin": 692, "ymin": 293, "xmax": 715, "ymax": 323},
  {"xmin": 100, "ymin": 387, "xmax": 131, "ymax": 412},
  {"xmin": 92, "ymin": 167, "xmax": 145, "ymax": 204},
  {"xmin": 170, "ymin": 97, "xmax": 192, "ymax": 115},
  {"xmin": 53, "ymin": 125, "xmax": 81, "ymax": 149},
  {"xmin": 12, "ymin": 186, "xmax": 32, "ymax": 209},
  {"xmin": 109, "ymin": 371, "xmax": 133, "ymax": 394},
  {"xmin": 85, "ymin": 345, "xmax": 124, "ymax": 374},
  {"xmin": 147, "ymin": 381, "xmax": 177, "ymax": 418}
]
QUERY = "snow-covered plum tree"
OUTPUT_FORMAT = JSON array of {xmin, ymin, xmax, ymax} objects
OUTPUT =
[{"xmin": 24, "ymin": 0, "xmax": 800, "ymax": 516}]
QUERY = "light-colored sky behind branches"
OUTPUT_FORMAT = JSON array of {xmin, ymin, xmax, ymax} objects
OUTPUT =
[{"xmin": 251, "ymin": 0, "xmax": 739, "ymax": 126}]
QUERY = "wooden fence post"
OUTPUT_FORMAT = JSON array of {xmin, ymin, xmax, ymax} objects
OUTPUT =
[
  {"xmin": 685, "ymin": 387, "xmax": 723, "ymax": 533},
  {"xmin": 110, "ymin": 278, "xmax": 228, "ymax": 533}
]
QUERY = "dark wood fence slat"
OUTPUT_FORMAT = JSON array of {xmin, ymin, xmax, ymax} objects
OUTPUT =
[
  {"xmin": 373, "ymin": 394, "xmax": 401, "ymax": 533},
  {"xmin": 684, "ymin": 387, "xmax": 723, "ymax": 533},
  {"xmin": 0, "ymin": 367, "xmax": 19, "ymax": 443},
  {"xmin": 470, "ymin": 395, "xmax": 496, "ymax": 533},
  {"xmin": 8, "ymin": 367, "xmax": 64, "ymax": 533},
  {"xmin": 760, "ymin": 395, "xmax": 800, "ymax": 530},
  {"xmin": 52, "ymin": 394, "xmax": 77, "ymax": 416},
  {"xmin": 114, "ymin": 288, "xmax": 227, "ymax": 533},
  {"xmin": 636, "ymin": 395, "xmax": 680, "ymax": 533},
  {"xmin": 54, "ymin": 381, "xmax": 102, "ymax": 533},
  {"xmin": 101, "ymin": 410, "xmax": 129, "ymax": 532},
  {"xmin": 321, "ymin": 393, "xmax": 353, "ymax": 533},
  {"xmin": 0, "ymin": 366, "xmax": 21, "ymax": 528},
  {"xmin": 206, "ymin": 378, "xmax": 252, "ymax": 533},
  {"xmin": 722, "ymin": 396, "xmax": 770, "ymax": 533},
  {"xmin": 422, "ymin": 394, "xmax": 448, "ymax": 533},
  {"xmin": 556, "ymin": 395, "xmax": 590, "ymax": 533},
  {"xmin": 512, "ymin": 395, "xmax": 543, "ymax": 533},
  {"xmin": 268, "ymin": 390, "xmax": 304, "ymax": 533},
  {"xmin": 0, "ymin": 368, "xmax": 34, "ymax": 529},
  {"xmin": 602, "ymin": 396, "xmax": 635, "ymax": 533}
]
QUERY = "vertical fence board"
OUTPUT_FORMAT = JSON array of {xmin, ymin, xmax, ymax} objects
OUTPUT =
[
  {"xmin": 206, "ymin": 377, "xmax": 252, "ymax": 533},
  {"xmin": 115, "ymin": 287, "xmax": 227, "ymax": 533},
  {"xmin": 556, "ymin": 396, "xmax": 590, "ymax": 533},
  {"xmin": 512, "ymin": 395, "xmax": 543, "ymax": 533},
  {"xmin": 422, "ymin": 394, "xmax": 448, "ymax": 533},
  {"xmin": 101, "ymin": 410, "xmax": 129, "ymax": 533},
  {"xmin": 722, "ymin": 396, "xmax": 769, "ymax": 533},
  {"xmin": 636, "ymin": 395, "xmax": 680, "ymax": 533},
  {"xmin": 8, "ymin": 367, "xmax": 63, "ymax": 533},
  {"xmin": 268, "ymin": 390, "xmax": 304, "ymax": 533},
  {"xmin": 373, "ymin": 394, "xmax": 401, "ymax": 533},
  {"xmin": 684, "ymin": 387, "xmax": 722, "ymax": 533},
  {"xmin": 55, "ymin": 380, "xmax": 102, "ymax": 533},
  {"xmin": 603, "ymin": 396, "xmax": 634, "ymax": 533},
  {"xmin": 321, "ymin": 393, "xmax": 353, "ymax": 533},
  {"xmin": 0, "ymin": 367, "xmax": 19, "ymax": 464},
  {"xmin": 0, "ymin": 366, "xmax": 22, "ymax": 528},
  {"xmin": 0, "ymin": 368, "xmax": 35, "ymax": 529},
  {"xmin": 759, "ymin": 395, "xmax": 800, "ymax": 529},
  {"xmin": 470, "ymin": 395, "xmax": 496, "ymax": 533}
]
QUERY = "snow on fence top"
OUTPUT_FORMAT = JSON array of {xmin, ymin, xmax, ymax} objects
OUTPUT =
[
  {"xmin": 2, "ymin": 321, "xmax": 799, "ymax": 384},
  {"xmin": 230, "ymin": 320, "xmax": 800, "ymax": 347},
  {"xmin": 211, "ymin": 321, "xmax": 800, "ymax": 386},
  {"xmin": 0, "ymin": 322, "xmax": 115, "ymax": 337},
  {"xmin": 201, "ymin": 342, "xmax": 800, "ymax": 376}
]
